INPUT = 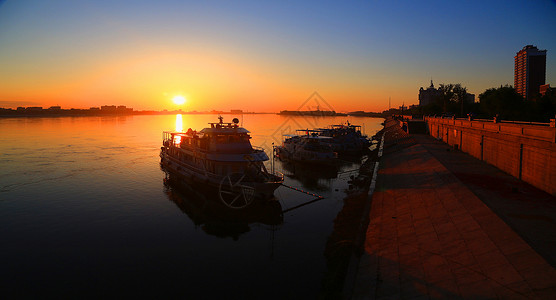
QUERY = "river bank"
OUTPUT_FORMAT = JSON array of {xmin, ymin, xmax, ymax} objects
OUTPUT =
[{"xmin": 346, "ymin": 118, "xmax": 556, "ymax": 299}]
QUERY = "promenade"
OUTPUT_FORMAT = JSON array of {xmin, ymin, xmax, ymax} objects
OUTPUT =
[{"xmin": 349, "ymin": 119, "xmax": 556, "ymax": 299}]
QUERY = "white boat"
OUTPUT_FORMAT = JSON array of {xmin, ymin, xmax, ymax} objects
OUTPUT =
[
  {"xmin": 160, "ymin": 117, "xmax": 283, "ymax": 209},
  {"xmin": 315, "ymin": 123, "xmax": 372, "ymax": 154},
  {"xmin": 275, "ymin": 132, "xmax": 337, "ymax": 164}
]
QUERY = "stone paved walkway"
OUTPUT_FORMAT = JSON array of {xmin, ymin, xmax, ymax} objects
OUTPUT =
[{"xmin": 349, "ymin": 119, "xmax": 556, "ymax": 299}]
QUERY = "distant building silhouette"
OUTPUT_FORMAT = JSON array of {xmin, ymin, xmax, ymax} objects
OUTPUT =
[
  {"xmin": 101, "ymin": 105, "xmax": 132, "ymax": 114},
  {"xmin": 419, "ymin": 80, "xmax": 442, "ymax": 106},
  {"xmin": 514, "ymin": 45, "xmax": 547, "ymax": 100},
  {"xmin": 26, "ymin": 107, "xmax": 43, "ymax": 112}
]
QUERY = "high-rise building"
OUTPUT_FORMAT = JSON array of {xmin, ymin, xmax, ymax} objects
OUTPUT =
[{"xmin": 514, "ymin": 45, "xmax": 547, "ymax": 100}]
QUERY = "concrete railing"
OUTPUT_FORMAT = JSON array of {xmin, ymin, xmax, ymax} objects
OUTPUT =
[{"xmin": 425, "ymin": 116, "xmax": 556, "ymax": 196}]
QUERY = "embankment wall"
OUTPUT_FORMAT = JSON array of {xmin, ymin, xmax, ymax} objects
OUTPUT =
[{"xmin": 425, "ymin": 117, "xmax": 556, "ymax": 196}]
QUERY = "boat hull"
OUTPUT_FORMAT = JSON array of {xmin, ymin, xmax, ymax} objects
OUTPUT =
[
  {"xmin": 161, "ymin": 150, "xmax": 283, "ymax": 202},
  {"xmin": 275, "ymin": 146, "xmax": 338, "ymax": 166}
]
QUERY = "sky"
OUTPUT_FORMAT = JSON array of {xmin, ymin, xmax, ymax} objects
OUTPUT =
[{"xmin": 0, "ymin": 0, "xmax": 555, "ymax": 112}]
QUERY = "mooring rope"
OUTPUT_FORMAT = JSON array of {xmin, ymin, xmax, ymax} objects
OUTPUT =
[{"xmin": 280, "ymin": 183, "xmax": 324, "ymax": 199}]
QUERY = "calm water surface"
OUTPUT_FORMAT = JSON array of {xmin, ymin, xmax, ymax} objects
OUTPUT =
[{"xmin": 0, "ymin": 114, "xmax": 382, "ymax": 298}]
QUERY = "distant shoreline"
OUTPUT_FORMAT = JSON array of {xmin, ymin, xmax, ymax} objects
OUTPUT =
[
  {"xmin": 0, "ymin": 109, "xmax": 387, "ymax": 118},
  {"xmin": 0, "ymin": 110, "xmax": 275, "ymax": 118}
]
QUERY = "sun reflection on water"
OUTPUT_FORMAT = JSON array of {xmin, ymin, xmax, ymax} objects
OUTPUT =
[
  {"xmin": 173, "ymin": 114, "xmax": 183, "ymax": 144},
  {"xmin": 175, "ymin": 114, "xmax": 183, "ymax": 132}
]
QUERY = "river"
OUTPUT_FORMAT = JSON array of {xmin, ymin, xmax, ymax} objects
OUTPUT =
[{"xmin": 0, "ymin": 114, "xmax": 383, "ymax": 298}]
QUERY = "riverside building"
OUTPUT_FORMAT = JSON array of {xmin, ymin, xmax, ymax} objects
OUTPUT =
[{"xmin": 419, "ymin": 80, "xmax": 442, "ymax": 106}]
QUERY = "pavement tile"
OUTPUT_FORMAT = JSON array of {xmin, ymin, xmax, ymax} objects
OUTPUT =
[
  {"xmin": 436, "ymin": 230, "xmax": 462, "ymax": 245},
  {"xmin": 398, "ymin": 234, "xmax": 418, "ymax": 247},
  {"xmin": 482, "ymin": 262, "xmax": 524, "ymax": 286},
  {"xmin": 395, "ymin": 210, "xmax": 412, "ymax": 221},
  {"xmin": 487, "ymin": 228, "xmax": 522, "ymax": 247},
  {"xmin": 397, "ymin": 224, "xmax": 415, "ymax": 236},
  {"xmin": 491, "ymin": 281, "xmax": 531, "ymax": 300},
  {"xmin": 399, "ymin": 243, "xmax": 419, "ymax": 257},
  {"xmin": 432, "ymin": 218, "xmax": 457, "ymax": 231},
  {"xmin": 465, "ymin": 237, "xmax": 499, "ymax": 257},
  {"xmin": 506, "ymin": 249, "xmax": 548, "ymax": 272},
  {"xmin": 474, "ymin": 251, "xmax": 511, "ymax": 272},
  {"xmin": 531, "ymin": 286, "xmax": 556, "ymax": 299},
  {"xmin": 457, "ymin": 279, "xmax": 497, "ymax": 299},
  {"xmin": 451, "ymin": 215, "xmax": 479, "ymax": 231},
  {"xmin": 451, "ymin": 265, "xmax": 487, "ymax": 285},
  {"xmin": 493, "ymin": 279, "xmax": 535, "ymax": 299},
  {"xmin": 446, "ymin": 251, "xmax": 479, "ymax": 270},
  {"xmin": 446, "ymin": 207, "xmax": 468, "ymax": 219},
  {"xmin": 418, "ymin": 239, "xmax": 443, "ymax": 255},
  {"xmin": 442, "ymin": 241, "xmax": 468, "ymax": 259},
  {"xmin": 422, "ymin": 256, "xmax": 452, "ymax": 283},
  {"xmin": 519, "ymin": 266, "xmax": 556, "ymax": 290},
  {"xmin": 414, "ymin": 221, "xmax": 436, "ymax": 236}
]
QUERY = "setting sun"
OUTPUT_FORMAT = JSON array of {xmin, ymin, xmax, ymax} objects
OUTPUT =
[{"xmin": 172, "ymin": 95, "xmax": 186, "ymax": 105}]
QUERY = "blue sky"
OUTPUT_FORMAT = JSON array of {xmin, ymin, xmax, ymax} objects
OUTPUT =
[{"xmin": 0, "ymin": 0, "xmax": 555, "ymax": 111}]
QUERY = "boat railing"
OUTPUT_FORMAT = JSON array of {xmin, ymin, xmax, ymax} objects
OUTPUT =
[
  {"xmin": 270, "ymin": 171, "xmax": 285, "ymax": 183},
  {"xmin": 252, "ymin": 146, "xmax": 266, "ymax": 153}
]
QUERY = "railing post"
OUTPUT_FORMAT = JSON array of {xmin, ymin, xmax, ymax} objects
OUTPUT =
[
  {"xmin": 460, "ymin": 128, "xmax": 463, "ymax": 150},
  {"xmin": 519, "ymin": 143, "xmax": 523, "ymax": 179},
  {"xmin": 551, "ymin": 116, "xmax": 556, "ymax": 143},
  {"xmin": 480, "ymin": 135, "xmax": 484, "ymax": 161}
]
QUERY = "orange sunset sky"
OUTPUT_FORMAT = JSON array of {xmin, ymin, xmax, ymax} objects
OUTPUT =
[{"xmin": 0, "ymin": 1, "xmax": 555, "ymax": 113}]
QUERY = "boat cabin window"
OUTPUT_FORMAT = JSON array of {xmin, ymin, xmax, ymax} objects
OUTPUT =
[{"xmin": 209, "ymin": 133, "xmax": 252, "ymax": 153}]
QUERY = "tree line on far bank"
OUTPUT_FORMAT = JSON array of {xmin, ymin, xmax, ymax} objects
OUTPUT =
[{"xmin": 407, "ymin": 84, "xmax": 556, "ymax": 122}]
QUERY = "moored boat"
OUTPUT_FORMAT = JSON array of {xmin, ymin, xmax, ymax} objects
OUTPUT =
[
  {"xmin": 315, "ymin": 122, "xmax": 372, "ymax": 154},
  {"xmin": 160, "ymin": 116, "xmax": 283, "ymax": 209},
  {"xmin": 275, "ymin": 131, "xmax": 338, "ymax": 164}
]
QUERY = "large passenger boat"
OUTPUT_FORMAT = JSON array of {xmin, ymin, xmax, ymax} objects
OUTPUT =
[{"xmin": 160, "ymin": 117, "xmax": 283, "ymax": 209}]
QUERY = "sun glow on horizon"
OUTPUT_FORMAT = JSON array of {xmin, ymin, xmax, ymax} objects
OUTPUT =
[{"xmin": 172, "ymin": 95, "xmax": 186, "ymax": 105}]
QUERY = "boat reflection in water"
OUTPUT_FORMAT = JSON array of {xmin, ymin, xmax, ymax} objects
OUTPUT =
[
  {"xmin": 274, "ymin": 153, "xmax": 362, "ymax": 191},
  {"xmin": 277, "ymin": 159, "xmax": 340, "ymax": 191},
  {"xmin": 163, "ymin": 173, "xmax": 283, "ymax": 240}
]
